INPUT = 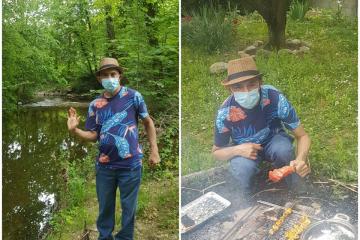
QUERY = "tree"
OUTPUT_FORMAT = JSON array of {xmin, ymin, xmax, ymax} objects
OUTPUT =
[{"xmin": 242, "ymin": 0, "xmax": 291, "ymax": 49}]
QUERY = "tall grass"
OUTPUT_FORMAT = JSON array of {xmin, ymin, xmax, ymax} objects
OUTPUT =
[
  {"xmin": 182, "ymin": 4, "xmax": 237, "ymax": 53},
  {"xmin": 289, "ymin": 0, "xmax": 310, "ymax": 21}
]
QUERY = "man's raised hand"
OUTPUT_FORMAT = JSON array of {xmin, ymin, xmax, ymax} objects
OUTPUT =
[{"xmin": 67, "ymin": 107, "xmax": 80, "ymax": 132}]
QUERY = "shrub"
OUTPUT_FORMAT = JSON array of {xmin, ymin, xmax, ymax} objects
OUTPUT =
[
  {"xmin": 289, "ymin": 0, "xmax": 310, "ymax": 21},
  {"xmin": 182, "ymin": 4, "xmax": 236, "ymax": 53}
]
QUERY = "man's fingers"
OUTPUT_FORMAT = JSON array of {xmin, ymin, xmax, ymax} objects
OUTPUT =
[
  {"xmin": 249, "ymin": 153, "xmax": 257, "ymax": 160},
  {"xmin": 252, "ymin": 144, "xmax": 263, "ymax": 151},
  {"xmin": 68, "ymin": 107, "xmax": 76, "ymax": 117}
]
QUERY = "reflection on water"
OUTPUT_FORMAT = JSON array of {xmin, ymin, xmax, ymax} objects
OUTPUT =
[{"xmin": 3, "ymin": 107, "xmax": 89, "ymax": 239}]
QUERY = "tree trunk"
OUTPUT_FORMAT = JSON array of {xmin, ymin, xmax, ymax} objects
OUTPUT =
[
  {"xmin": 144, "ymin": 1, "xmax": 159, "ymax": 47},
  {"xmin": 266, "ymin": 19, "xmax": 286, "ymax": 50},
  {"xmin": 242, "ymin": 0, "xmax": 290, "ymax": 50},
  {"xmin": 105, "ymin": 4, "xmax": 117, "ymax": 58},
  {"xmin": 265, "ymin": 0, "xmax": 289, "ymax": 49}
]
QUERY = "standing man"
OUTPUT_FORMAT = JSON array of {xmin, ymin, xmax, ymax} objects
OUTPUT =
[
  {"xmin": 212, "ymin": 57, "xmax": 311, "ymax": 194},
  {"xmin": 67, "ymin": 57, "xmax": 160, "ymax": 240}
]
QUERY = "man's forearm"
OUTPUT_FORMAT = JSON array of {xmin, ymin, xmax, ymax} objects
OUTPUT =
[
  {"xmin": 143, "ymin": 119, "xmax": 158, "ymax": 152},
  {"xmin": 72, "ymin": 128, "xmax": 98, "ymax": 142},
  {"xmin": 295, "ymin": 134, "xmax": 311, "ymax": 162},
  {"xmin": 212, "ymin": 145, "xmax": 241, "ymax": 161}
]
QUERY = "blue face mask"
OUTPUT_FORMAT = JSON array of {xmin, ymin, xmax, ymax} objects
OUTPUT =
[
  {"xmin": 101, "ymin": 78, "xmax": 120, "ymax": 93},
  {"xmin": 234, "ymin": 88, "xmax": 260, "ymax": 109}
]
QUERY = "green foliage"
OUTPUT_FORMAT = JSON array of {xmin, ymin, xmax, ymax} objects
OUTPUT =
[
  {"xmin": 289, "ymin": 0, "xmax": 310, "ymax": 21},
  {"xmin": 49, "ymin": 148, "xmax": 95, "ymax": 235},
  {"xmin": 182, "ymin": 4, "xmax": 237, "ymax": 53},
  {"xmin": 3, "ymin": 0, "xmax": 178, "ymax": 114},
  {"xmin": 182, "ymin": 9, "xmax": 357, "ymax": 181}
]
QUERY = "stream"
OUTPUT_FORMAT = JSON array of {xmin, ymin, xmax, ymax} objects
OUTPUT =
[{"xmin": 3, "ymin": 99, "xmax": 90, "ymax": 239}]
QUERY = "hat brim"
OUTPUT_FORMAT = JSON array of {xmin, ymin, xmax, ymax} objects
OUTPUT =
[
  {"xmin": 221, "ymin": 73, "xmax": 262, "ymax": 86},
  {"xmin": 96, "ymin": 66, "xmax": 123, "ymax": 76}
]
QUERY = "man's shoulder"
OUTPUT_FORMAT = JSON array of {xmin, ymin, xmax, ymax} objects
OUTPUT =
[
  {"xmin": 261, "ymin": 85, "xmax": 280, "ymax": 94},
  {"xmin": 261, "ymin": 85, "xmax": 283, "ymax": 101},
  {"xmin": 89, "ymin": 94, "xmax": 104, "ymax": 107},
  {"xmin": 219, "ymin": 95, "xmax": 233, "ymax": 109},
  {"xmin": 121, "ymin": 87, "xmax": 143, "ymax": 98}
]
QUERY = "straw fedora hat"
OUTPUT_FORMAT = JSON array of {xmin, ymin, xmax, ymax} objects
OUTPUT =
[
  {"xmin": 96, "ymin": 57, "xmax": 123, "ymax": 76},
  {"xmin": 221, "ymin": 57, "xmax": 262, "ymax": 86}
]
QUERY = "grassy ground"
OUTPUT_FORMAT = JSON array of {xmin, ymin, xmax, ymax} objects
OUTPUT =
[
  {"xmin": 182, "ymin": 9, "xmax": 357, "ymax": 182},
  {"xmin": 47, "ymin": 149, "xmax": 178, "ymax": 240}
]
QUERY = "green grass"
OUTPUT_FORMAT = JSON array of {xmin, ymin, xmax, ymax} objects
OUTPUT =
[
  {"xmin": 47, "ymin": 148, "xmax": 179, "ymax": 239},
  {"xmin": 182, "ymin": 9, "xmax": 357, "ymax": 181}
]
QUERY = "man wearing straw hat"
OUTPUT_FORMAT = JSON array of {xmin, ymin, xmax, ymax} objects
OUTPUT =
[
  {"xmin": 212, "ymin": 57, "xmax": 311, "ymax": 194},
  {"xmin": 67, "ymin": 57, "xmax": 160, "ymax": 240}
]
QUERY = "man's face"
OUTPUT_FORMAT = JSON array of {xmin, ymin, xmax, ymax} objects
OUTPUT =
[
  {"xmin": 229, "ymin": 78, "xmax": 261, "ymax": 93},
  {"xmin": 98, "ymin": 68, "xmax": 121, "ymax": 83}
]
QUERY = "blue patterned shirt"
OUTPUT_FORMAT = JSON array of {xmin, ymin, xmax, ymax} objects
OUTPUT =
[
  {"xmin": 85, "ymin": 86, "xmax": 149, "ymax": 169},
  {"xmin": 214, "ymin": 85, "xmax": 300, "ymax": 147}
]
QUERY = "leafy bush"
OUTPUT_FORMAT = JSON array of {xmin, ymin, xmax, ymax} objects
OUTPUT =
[
  {"xmin": 182, "ymin": 4, "xmax": 237, "ymax": 53},
  {"xmin": 289, "ymin": 0, "xmax": 310, "ymax": 21}
]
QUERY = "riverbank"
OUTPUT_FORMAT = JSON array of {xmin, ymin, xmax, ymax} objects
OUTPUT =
[{"xmin": 46, "ymin": 147, "xmax": 179, "ymax": 240}]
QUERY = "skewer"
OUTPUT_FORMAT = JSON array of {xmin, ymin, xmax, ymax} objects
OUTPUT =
[{"xmin": 257, "ymin": 200, "xmax": 321, "ymax": 221}]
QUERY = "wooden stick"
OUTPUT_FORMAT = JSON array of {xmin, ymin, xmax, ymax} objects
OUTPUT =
[
  {"xmin": 250, "ymin": 188, "xmax": 285, "ymax": 199},
  {"xmin": 202, "ymin": 181, "xmax": 226, "ymax": 194},
  {"xmin": 313, "ymin": 181, "xmax": 329, "ymax": 184},
  {"xmin": 181, "ymin": 187, "xmax": 203, "ymax": 193},
  {"xmin": 328, "ymin": 179, "xmax": 358, "ymax": 193}
]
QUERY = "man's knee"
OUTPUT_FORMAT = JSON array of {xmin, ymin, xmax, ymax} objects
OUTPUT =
[
  {"xmin": 267, "ymin": 135, "xmax": 294, "ymax": 167},
  {"xmin": 274, "ymin": 147, "xmax": 294, "ymax": 164},
  {"xmin": 229, "ymin": 156, "xmax": 258, "ymax": 179}
]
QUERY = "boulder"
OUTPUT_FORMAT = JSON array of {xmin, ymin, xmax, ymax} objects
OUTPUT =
[
  {"xmin": 299, "ymin": 46, "xmax": 310, "ymax": 53},
  {"xmin": 238, "ymin": 51, "xmax": 251, "ymax": 58},
  {"xmin": 253, "ymin": 40, "xmax": 264, "ymax": 47},
  {"xmin": 256, "ymin": 49, "xmax": 271, "ymax": 57},
  {"xmin": 209, "ymin": 62, "xmax": 228, "ymax": 74},
  {"xmin": 278, "ymin": 48, "xmax": 293, "ymax": 55},
  {"xmin": 302, "ymin": 41, "xmax": 312, "ymax": 47},
  {"xmin": 243, "ymin": 45, "xmax": 257, "ymax": 55},
  {"xmin": 286, "ymin": 39, "xmax": 302, "ymax": 48}
]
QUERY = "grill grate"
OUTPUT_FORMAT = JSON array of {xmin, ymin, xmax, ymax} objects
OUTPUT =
[
  {"xmin": 181, "ymin": 192, "xmax": 231, "ymax": 234},
  {"xmin": 224, "ymin": 202, "xmax": 316, "ymax": 240}
]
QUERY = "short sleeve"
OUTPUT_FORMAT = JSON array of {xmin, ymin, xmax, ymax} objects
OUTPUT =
[
  {"xmin": 214, "ymin": 107, "xmax": 231, "ymax": 147},
  {"xmin": 277, "ymin": 93, "xmax": 300, "ymax": 130},
  {"xmin": 134, "ymin": 91, "xmax": 149, "ymax": 119},
  {"xmin": 85, "ymin": 101, "xmax": 100, "ymax": 132}
]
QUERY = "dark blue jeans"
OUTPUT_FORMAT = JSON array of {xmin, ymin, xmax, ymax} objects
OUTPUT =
[
  {"xmin": 96, "ymin": 165, "xmax": 142, "ymax": 240},
  {"xmin": 229, "ymin": 133, "xmax": 301, "ymax": 192}
]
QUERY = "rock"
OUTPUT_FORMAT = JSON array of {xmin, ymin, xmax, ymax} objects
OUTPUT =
[
  {"xmin": 278, "ymin": 48, "xmax": 293, "ymax": 55},
  {"xmin": 302, "ymin": 41, "xmax": 312, "ymax": 47},
  {"xmin": 286, "ymin": 39, "xmax": 302, "ymax": 48},
  {"xmin": 238, "ymin": 51, "xmax": 251, "ymax": 58},
  {"xmin": 253, "ymin": 40, "xmax": 264, "ymax": 47},
  {"xmin": 243, "ymin": 45, "xmax": 257, "ymax": 55},
  {"xmin": 299, "ymin": 46, "xmax": 310, "ymax": 53},
  {"xmin": 256, "ymin": 49, "xmax": 271, "ymax": 57},
  {"xmin": 209, "ymin": 62, "xmax": 228, "ymax": 74}
]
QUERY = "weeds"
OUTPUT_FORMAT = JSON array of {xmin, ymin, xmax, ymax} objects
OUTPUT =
[
  {"xmin": 182, "ymin": 4, "xmax": 237, "ymax": 53},
  {"xmin": 289, "ymin": 0, "xmax": 310, "ymax": 21}
]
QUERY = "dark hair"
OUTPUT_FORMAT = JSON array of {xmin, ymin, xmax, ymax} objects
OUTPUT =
[{"xmin": 120, "ymin": 75, "xmax": 129, "ymax": 86}]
